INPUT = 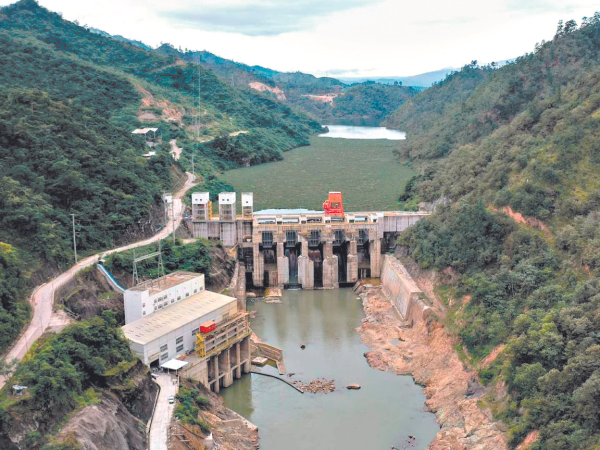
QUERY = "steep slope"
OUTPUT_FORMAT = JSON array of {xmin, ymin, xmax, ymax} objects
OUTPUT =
[
  {"xmin": 0, "ymin": 312, "xmax": 157, "ymax": 450},
  {"xmin": 391, "ymin": 14, "xmax": 600, "ymax": 449},
  {"xmin": 0, "ymin": 0, "xmax": 321, "ymax": 354},
  {"xmin": 156, "ymin": 44, "xmax": 417, "ymax": 123}
]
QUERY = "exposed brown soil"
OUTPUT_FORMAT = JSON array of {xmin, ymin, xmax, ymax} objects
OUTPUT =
[
  {"xmin": 302, "ymin": 93, "xmax": 339, "ymax": 104},
  {"xmin": 357, "ymin": 286, "xmax": 508, "ymax": 450},
  {"xmin": 135, "ymin": 85, "xmax": 186, "ymax": 123},
  {"xmin": 515, "ymin": 430, "xmax": 539, "ymax": 450},
  {"xmin": 248, "ymin": 82, "xmax": 286, "ymax": 101}
]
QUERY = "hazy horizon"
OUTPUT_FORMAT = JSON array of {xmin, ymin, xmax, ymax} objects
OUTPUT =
[{"xmin": 1, "ymin": 0, "xmax": 598, "ymax": 79}]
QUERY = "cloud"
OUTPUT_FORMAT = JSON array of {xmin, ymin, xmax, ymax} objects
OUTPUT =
[
  {"xmin": 506, "ymin": 0, "xmax": 587, "ymax": 15},
  {"xmin": 326, "ymin": 68, "xmax": 362, "ymax": 75},
  {"xmin": 160, "ymin": 0, "xmax": 378, "ymax": 36}
]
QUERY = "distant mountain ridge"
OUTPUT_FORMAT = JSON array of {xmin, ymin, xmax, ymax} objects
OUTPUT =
[
  {"xmin": 338, "ymin": 68, "xmax": 458, "ymax": 87},
  {"xmin": 86, "ymin": 30, "xmax": 454, "ymax": 121}
]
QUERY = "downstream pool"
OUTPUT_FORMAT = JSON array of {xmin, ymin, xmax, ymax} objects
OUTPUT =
[{"xmin": 221, "ymin": 289, "xmax": 438, "ymax": 449}]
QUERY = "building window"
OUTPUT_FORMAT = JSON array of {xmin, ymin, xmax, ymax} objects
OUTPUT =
[
  {"xmin": 176, "ymin": 344, "xmax": 184, "ymax": 352},
  {"xmin": 194, "ymin": 289, "xmax": 197, "ymax": 293},
  {"xmin": 142, "ymin": 303, "xmax": 145, "ymax": 307},
  {"xmin": 176, "ymin": 336, "xmax": 183, "ymax": 344},
  {"xmin": 177, "ymin": 296, "xmax": 181, "ymax": 300},
  {"xmin": 160, "ymin": 344, "xmax": 168, "ymax": 352},
  {"xmin": 186, "ymin": 292, "xmax": 189, "ymax": 297},
  {"xmin": 160, "ymin": 352, "xmax": 169, "ymax": 362},
  {"xmin": 171, "ymin": 299, "xmax": 174, "ymax": 303},
  {"xmin": 192, "ymin": 328, "xmax": 199, "ymax": 336},
  {"xmin": 143, "ymin": 311, "xmax": 146, "ymax": 316}
]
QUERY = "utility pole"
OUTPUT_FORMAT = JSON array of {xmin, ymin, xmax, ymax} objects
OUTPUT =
[
  {"xmin": 71, "ymin": 214, "xmax": 78, "ymax": 264},
  {"xmin": 163, "ymin": 193, "xmax": 168, "ymax": 225},
  {"xmin": 171, "ymin": 201, "xmax": 175, "ymax": 242},
  {"xmin": 191, "ymin": 155, "xmax": 195, "ymax": 181}
]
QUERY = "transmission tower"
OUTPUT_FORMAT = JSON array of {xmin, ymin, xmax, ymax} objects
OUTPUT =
[{"xmin": 132, "ymin": 241, "xmax": 165, "ymax": 287}]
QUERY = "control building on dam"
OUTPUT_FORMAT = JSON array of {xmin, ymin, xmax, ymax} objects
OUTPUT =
[{"xmin": 191, "ymin": 191, "xmax": 429, "ymax": 289}]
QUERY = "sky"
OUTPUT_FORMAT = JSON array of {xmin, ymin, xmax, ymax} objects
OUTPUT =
[{"xmin": 3, "ymin": 0, "xmax": 598, "ymax": 77}]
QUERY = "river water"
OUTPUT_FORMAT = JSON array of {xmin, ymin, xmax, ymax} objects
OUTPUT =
[
  {"xmin": 321, "ymin": 125, "xmax": 406, "ymax": 140},
  {"xmin": 221, "ymin": 289, "xmax": 438, "ymax": 449}
]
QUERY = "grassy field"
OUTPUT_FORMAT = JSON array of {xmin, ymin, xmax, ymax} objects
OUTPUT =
[{"xmin": 221, "ymin": 136, "xmax": 416, "ymax": 211}]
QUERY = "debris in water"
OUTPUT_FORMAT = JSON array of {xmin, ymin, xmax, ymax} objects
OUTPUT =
[
  {"xmin": 346, "ymin": 383, "xmax": 361, "ymax": 390},
  {"xmin": 300, "ymin": 344, "xmax": 306, "ymax": 349},
  {"xmin": 291, "ymin": 378, "xmax": 335, "ymax": 393}
]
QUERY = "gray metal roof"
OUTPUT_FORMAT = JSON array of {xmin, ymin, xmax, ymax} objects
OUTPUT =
[{"xmin": 122, "ymin": 291, "xmax": 235, "ymax": 345}]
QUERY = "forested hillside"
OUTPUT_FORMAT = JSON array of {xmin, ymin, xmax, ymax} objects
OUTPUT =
[
  {"xmin": 155, "ymin": 44, "xmax": 416, "ymax": 123},
  {"xmin": 0, "ymin": 0, "xmax": 321, "ymax": 354},
  {"xmin": 393, "ymin": 14, "xmax": 600, "ymax": 449}
]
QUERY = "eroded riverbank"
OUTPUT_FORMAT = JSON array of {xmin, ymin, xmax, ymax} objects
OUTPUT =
[{"xmin": 357, "ymin": 274, "xmax": 508, "ymax": 449}]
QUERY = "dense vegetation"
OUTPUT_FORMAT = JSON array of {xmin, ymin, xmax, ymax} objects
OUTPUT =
[
  {"xmin": 156, "ymin": 44, "xmax": 415, "ymax": 123},
  {"xmin": 330, "ymin": 83, "xmax": 418, "ymax": 120},
  {"xmin": 395, "ymin": 14, "xmax": 600, "ymax": 449},
  {"xmin": 175, "ymin": 387, "xmax": 211, "ymax": 434},
  {"xmin": 104, "ymin": 239, "xmax": 218, "ymax": 284},
  {"xmin": 0, "ymin": 0, "xmax": 321, "ymax": 354},
  {"xmin": 0, "ymin": 312, "xmax": 135, "ymax": 447}
]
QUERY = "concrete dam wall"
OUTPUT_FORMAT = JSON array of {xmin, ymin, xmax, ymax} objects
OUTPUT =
[{"xmin": 380, "ymin": 255, "xmax": 430, "ymax": 323}]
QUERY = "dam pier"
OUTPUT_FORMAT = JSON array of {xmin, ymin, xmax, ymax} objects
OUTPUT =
[{"xmin": 191, "ymin": 191, "xmax": 428, "ymax": 290}]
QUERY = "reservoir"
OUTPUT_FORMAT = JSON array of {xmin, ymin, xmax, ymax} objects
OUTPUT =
[
  {"xmin": 321, "ymin": 125, "xmax": 406, "ymax": 140},
  {"xmin": 221, "ymin": 289, "xmax": 438, "ymax": 449}
]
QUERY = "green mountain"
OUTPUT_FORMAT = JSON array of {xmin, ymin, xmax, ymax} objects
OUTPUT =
[
  {"xmin": 390, "ymin": 14, "xmax": 600, "ymax": 449},
  {"xmin": 338, "ymin": 68, "xmax": 458, "ymax": 87},
  {"xmin": 0, "ymin": 0, "xmax": 320, "ymax": 354},
  {"xmin": 154, "ymin": 44, "xmax": 417, "ymax": 123}
]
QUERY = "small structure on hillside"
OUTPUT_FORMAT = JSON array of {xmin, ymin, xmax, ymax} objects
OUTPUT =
[{"xmin": 132, "ymin": 127, "xmax": 161, "ymax": 146}]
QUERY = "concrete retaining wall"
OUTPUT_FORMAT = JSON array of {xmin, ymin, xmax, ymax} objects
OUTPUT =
[
  {"xmin": 228, "ymin": 261, "xmax": 247, "ymax": 311},
  {"xmin": 380, "ymin": 255, "xmax": 430, "ymax": 323}
]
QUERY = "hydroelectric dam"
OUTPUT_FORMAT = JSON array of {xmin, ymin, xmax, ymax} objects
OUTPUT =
[{"xmin": 190, "ymin": 191, "xmax": 429, "ymax": 290}]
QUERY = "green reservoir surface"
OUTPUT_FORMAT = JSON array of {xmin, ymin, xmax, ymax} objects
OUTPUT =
[{"xmin": 220, "ymin": 135, "xmax": 415, "ymax": 211}]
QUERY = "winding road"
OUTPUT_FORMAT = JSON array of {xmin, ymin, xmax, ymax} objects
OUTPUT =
[{"xmin": 0, "ymin": 172, "xmax": 196, "ymax": 388}]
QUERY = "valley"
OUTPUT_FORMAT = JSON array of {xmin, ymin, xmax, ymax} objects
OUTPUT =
[
  {"xmin": 0, "ymin": 1, "xmax": 600, "ymax": 450},
  {"xmin": 221, "ymin": 134, "xmax": 415, "ymax": 212}
]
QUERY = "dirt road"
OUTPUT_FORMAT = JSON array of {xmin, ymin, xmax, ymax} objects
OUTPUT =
[
  {"xmin": 0, "ymin": 173, "xmax": 196, "ymax": 388},
  {"xmin": 170, "ymin": 139, "xmax": 183, "ymax": 161}
]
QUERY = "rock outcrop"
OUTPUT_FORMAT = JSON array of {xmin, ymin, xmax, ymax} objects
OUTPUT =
[
  {"xmin": 358, "ymin": 257, "xmax": 508, "ymax": 450},
  {"xmin": 56, "ymin": 393, "xmax": 146, "ymax": 450}
]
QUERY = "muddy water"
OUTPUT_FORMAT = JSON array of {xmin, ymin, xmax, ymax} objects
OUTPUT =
[{"xmin": 221, "ymin": 289, "xmax": 438, "ymax": 449}]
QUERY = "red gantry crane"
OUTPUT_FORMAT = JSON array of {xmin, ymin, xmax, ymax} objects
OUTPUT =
[{"xmin": 323, "ymin": 192, "xmax": 345, "ymax": 216}]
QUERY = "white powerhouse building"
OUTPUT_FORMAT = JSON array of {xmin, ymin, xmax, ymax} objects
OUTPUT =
[{"xmin": 122, "ymin": 271, "xmax": 251, "ymax": 392}]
